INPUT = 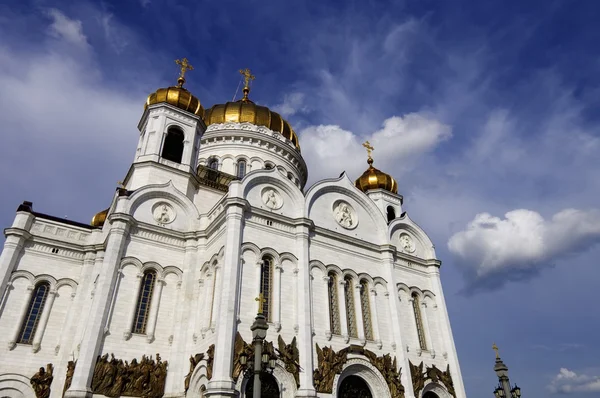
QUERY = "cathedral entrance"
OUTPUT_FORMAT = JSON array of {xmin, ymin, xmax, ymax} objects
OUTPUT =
[
  {"xmin": 244, "ymin": 374, "xmax": 280, "ymax": 398},
  {"xmin": 338, "ymin": 375, "xmax": 372, "ymax": 398}
]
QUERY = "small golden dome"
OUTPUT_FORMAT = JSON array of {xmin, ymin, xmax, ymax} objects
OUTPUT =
[
  {"xmin": 145, "ymin": 85, "xmax": 204, "ymax": 117},
  {"xmin": 91, "ymin": 208, "xmax": 109, "ymax": 227},
  {"xmin": 355, "ymin": 158, "xmax": 398, "ymax": 194}
]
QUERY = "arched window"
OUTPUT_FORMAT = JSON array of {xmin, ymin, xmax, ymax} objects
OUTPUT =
[
  {"xmin": 344, "ymin": 276, "xmax": 358, "ymax": 338},
  {"xmin": 132, "ymin": 271, "xmax": 157, "ymax": 334},
  {"xmin": 412, "ymin": 293, "xmax": 427, "ymax": 350},
  {"xmin": 360, "ymin": 280, "xmax": 373, "ymax": 340},
  {"xmin": 18, "ymin": 282, "xmax": 50, "ymax": 344},
  {"xmin": 260, "ymin": 257, "xmax": 273, "ymax": 321},
  {"xmin": 387, "ymin": 206, "xmax": 396, "ymax": 223},
  {"xmin": 161, "ymin": 127, "xmax": 185, "ymax": 163},
  {"xmin": 236, "ymin": 159, "xmax": 247, "ymax": 178},
  {"xmin": 328, "ymin": 272, "xmax": 341, "ymax": 334},
  {"xmin": 264, "ymin": 162, "xmax": 274, "ymax": 170},
  {"xmin": 208, "ymin": 158, "xmax": 219, "ymax": 170}
]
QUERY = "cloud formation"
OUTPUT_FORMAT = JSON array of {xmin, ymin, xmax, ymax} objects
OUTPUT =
[
  {"xmin": 46, "ymin": 9, "xmax": 89, "ymax": 49},
  {"xmin": 548, "ymin": 368, "xmax": 600, "ymax": 394},
  {"xmin": 447, "ymin": 208, "xmax": 600, "ymax": 292}
]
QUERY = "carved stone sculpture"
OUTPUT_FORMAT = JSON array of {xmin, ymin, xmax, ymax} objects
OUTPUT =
[
  {"xmin": 184, "ymin": 354, "xmax": 204, "ymax": 394},
  {"xmin": 63, "ymin": 361, "xmax": 76, "ymax": 396},
  {"xmin": 276, "ymin": 335, "xmax": 300, "ymax": 387},
  {"xmin": 233, "ymin": 332, "xmax": 254, "ymax": 381},
  {"xmin": 206, "ymin": 345, "xmax": 215, "ymax": 380},
  {"xmin": 91, "ymin": 353, "xmax": 168, "ymax": 398},
  {"xmin": 409, "ymin": 361, "xmax": 425, "ymax": 397},
  {"xmin": 31, "ymin": 364, "xmax": 53, "ymax": 398},
  {"xmin": 426, "ymin": 364, "xmax": 456, "ymax": 398}
]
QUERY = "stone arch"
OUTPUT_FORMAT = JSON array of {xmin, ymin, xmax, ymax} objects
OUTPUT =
[
  {"xmin": 55, "ymin": 278, "xmax": 78, "ymax": 296},
  {"xmin": 8, "ymin": 271, "xmax": 34, "ymax": 285},
  {"xmin": 0, "ymin": 373, "xmax": 35, "ymax": 398},
  {"xmin": 332, "ymin": 359, "xmax": 391, "ymax": 398},
  {"xmin": 309, "ymin": 260, "xmax": 326, "ymax": 276},
  {"xmin": 259, "ymin": 248, "xmax": 281, "ymax": 265},
  {"xmin": 161, "ymin": 265, "xmax": 183, "ymax": 280},
  {"xmin": 32, "ymin": 274, "xmax": 57, "ymax": 290},
  {"xmin": 372, "ymin": 277, "xmax": 387, "ymax": 290},
  {"xmin": 186, "ymin": 363, "xmax": 209, "ymax": 398},
  {"xmin": 140, "ymin": 261, "xmax": 163, "ymax": 275},
  {"xmin": 421, "ymin": 382, "xmax": 453, "ymax": 398},
  {"xmin": 235, "ymin": 361, "xmax": 296, "ymax": 398},
  {"xmin": 120, "ymin": 257, "xmax": 143, "ymax": 272},
  {"xmin": 388, "ymin": 213, "xmax": 437, "ymax": 259}
]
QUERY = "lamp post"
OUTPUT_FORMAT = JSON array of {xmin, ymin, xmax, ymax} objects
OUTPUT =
[
  {"xmin": 238, "ymin": 294, "xmax": 276, "ymax": 397},
  {"xmin": 492, "ymin": 343, "xmax": 522, "ymax": 398}
]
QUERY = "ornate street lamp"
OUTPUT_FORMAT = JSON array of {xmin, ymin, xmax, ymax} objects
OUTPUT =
[{"xmin": 492, "ymin": 344, "xmax": 523, "ymax": 398}]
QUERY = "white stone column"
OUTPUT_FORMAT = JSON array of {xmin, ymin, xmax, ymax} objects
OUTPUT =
[
  {"xmin": 421, "ymin": 301, "xmax": 435, "ymax": 357},
  {"xmin": 201, "ymin": 271, "xmax": 214, "ymax": 337},
  {"xmin": 369, "ymin": 288, "xmax": 382, "ymax": 349},
  {"xmin": 193, "ymin": 278, "xmax": 205, "ymax": 341},
  {"xmin": 0, "ymin": 210, "xmax": 34, "ymax": 305},
  {"xmin": 273, "ymin": 263, "xmax": 282, "ymax": 331},
  {"xmin": 293, "ymin": 267, "xmax": 299, "ymax": 335},
  {"xmin": 31, "ymin": 288, "xmax": 57, "ymax": 352},
  {"xmin": 73, "ymin": 250, "xmax": 103, "ymax": 349},
  {"xmin": 294, "ymin": 220, "xmax": 317, "ymax": 398},
  {"xmin": 65, "ymin": 214, "xmax": 133, "ymax": 398},
  {"xmin": 322, "ymin": 276, "xmax": 332, "ymax": 340},
  {"xmin": 123, "ymin": 273, "xmax": 144, "ymax": 340},
  {"xmin": 429, "ymin": 268, "xmax": 467, "ymax": 398},
  {"xmin": 145, "ymin": 276, "xmax": 165, "ymax": 343},
  {"xmin": 354, "ymin": 284, "xmax": 365, "ymax": 342},
  {"xmin": 337, "ymin": 279, "xmax": 349, "ymax": 342},
  {"xmin": 8, "ymin": 284, "xmax": 35, "ymax": 349},
  {"xmin": 205, "ymin": 200, "xmax": 245, "ymax": 397},
  {"xmin": 381, "ymin": 246, "xmax": 415, "ymax": 398}
]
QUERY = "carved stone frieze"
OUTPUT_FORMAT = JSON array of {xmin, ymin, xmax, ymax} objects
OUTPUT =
[
  {"xmin": 232, "ymin": 332, "xmax": 278, "ymax": 382},
  {"xmin": 276, "ymin": 335, "xmax": 300, "ymax": 387},
  {"xmin": 91, "ymin": 353, "xmax": 167, "ymax": 398},
  {"xmin": 425, "ymin": 364, "xmax": 456, "ymax": 398},
  {"xmin": 184, "ymin": 354, "xmax": 204, "ymax": 394},
  {"xmin": 409, "ymin": 361, "xmax": 426, "ymax": 397},
  {"xmin": 206, "ymin": 345, "xmax": 215, "ymax": 380},
  {"xmin": 30, "ymin": 364, "xmax": 53, "ymax": 398},
  {"xmin": 63, "ymin": 361, "xmax": 75, "ymax": 397}
]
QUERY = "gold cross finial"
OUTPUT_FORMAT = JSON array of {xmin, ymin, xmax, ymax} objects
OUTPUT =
[
  {"xmin": 175, "ymin": 58, "xmax": 194, "ymax": 88},
  {"xmin": 239, "ymin": 68, "xmax": 255, "ymax": 102},
  {"xmin": 492, "ymin": 342, "xmax": 500, "ymax": 359},
  {"xmin": 255, "ymin": 293, "xmax": 266, "ymax": 315},
  {"xmin": 362, "ymin": 141, "xmax": 375, "ymax": 165}
]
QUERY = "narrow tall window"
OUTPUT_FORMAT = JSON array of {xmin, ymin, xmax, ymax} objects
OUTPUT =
[
  {"xmin": 18, "ymin": 283, "xmax": 50, "ymax": 344},
  {"xmin": 412, "ymin": 293, "xmax": 427, "ymax": 350},
  {"xmin": 209, "ymin": 268, "xmax": 218, "ymax": 326},
  {"xmin": 360, "ymin": 280, "xmax": 373, "ymax": 340},
  {"xmin": 132, "ymin": 271, "xmax": 157, "ymax": 334},
  {"xmin": 387, "ymin": 206, "xmax": 396, "ymax": 223},
  {"xmin": 344, "ymin": 276, "xmax": 358, "ymax": 338},
  {"xmin": 328, "ymin": 272, "xmax": 341, "ymax": 334},
  {"xmin": 260, "ymin": 257, "xmax": 273, "ymax": 321},
  {"xmin": 161, "ymin": 127, "xmax": 185, "ymax": 163},
  {"xmin": 208, "ymin": 158, "xmax": 219, "ymax": 170},
  {"xmin": 236, "ymin": 160, "xmax": 247, "ymax": 178}
]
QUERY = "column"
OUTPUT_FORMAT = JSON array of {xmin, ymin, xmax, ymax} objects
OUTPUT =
[
  {"xmin": 429, "ymin": 269, "xmax": 467, "ymax": 398},
  {"xmin": 192, "ymin": 278, "xmax": 205, "ymax": 341},
  {"xmin": 369, "ymin": 288, "xmax": 382, "ymax": 349},
  {"xmin": 123, "ymin": 273, "xmax": 144, "ymax": 340},
  {"xmin": 65, "ymin": 214, "xmax": 133, "ymax": 398},
  {"xmin": 381, "ymin": 246, "xmax": 415, "ymax": 398},
  {"xmin": 201, "ymin": 272, "xmax": 214, "ymax": 337},
  {"xmin": 272, "ymin": 263, "xmax": 282, "ymax": 331},
  {"xmin": 322, "ymin": 276, "xmax": 332, "ymax": 339},
  {"xmin": 31, "ymin": 289, "xmax": 57, "ymax": 352},
  {"xmin": 73, "ymin": 251, "xmax": 103, "ymax": 349},
  {"xmin": 294, "ymin": 220, "xmax": 316, "ymax": 397},
  {"xmin": 205, "ymin": 200, "xmax": 244, "ymax": 397},
  {"xmin": 145, "ymin": 276, "xmax": 165, "ymax": 343},
  {"xmin": 337, "ymin": 279, "xmax": 349, "ymax": 342},
  {"xmin": 420, "ymin": 301, "xmax": 435, "ymax": 357},
  {"xmin": 7, "ymin": 285, "xmax": 34, "ymax": 349},
  {"xmin": 354, "ymin": 284, "xmax": 365, "ymax": 342},
  {"xmin": 0, "ymin": 209, "xmax": 34, "ymax": 305}
]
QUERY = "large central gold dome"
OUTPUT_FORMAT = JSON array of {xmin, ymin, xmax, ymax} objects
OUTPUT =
[{"xmin": 203, "ymin": 86, "xmax": 300, "ymax": 150}]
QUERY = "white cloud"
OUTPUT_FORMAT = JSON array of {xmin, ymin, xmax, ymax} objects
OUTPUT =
[
  {"xmin": 46, "ymin": 9, "xmax": 89, "ymax": 49},
  {"xmin": 272, "ymin": 92, "xmax": 307, "ymax": 117},
  {"xmin": 447, "ymin": 208, "xmax": 600, "ymax": 290},
  {"xmin": 299, "ymin": 113, "xmax": 451, "ymax": 184},
  {"xmin": 548, "ymin": 368, "xmax": 600, "ymax": 394}
]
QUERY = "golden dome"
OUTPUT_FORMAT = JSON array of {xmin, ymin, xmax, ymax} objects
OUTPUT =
[
  {"xmin": 91, "ymin": 208, "xmax": 109, "ymax": 227},
  {"xmin": 355, "ymin": 157, "xmax": 398, "ymax": 194},
  {"xmin": 203, "ymin": 75, "xmax": 300, "ymax": 150},
  {"xmin": 145, "ymin": 85, "xmax": 204, "ymax": 117}
]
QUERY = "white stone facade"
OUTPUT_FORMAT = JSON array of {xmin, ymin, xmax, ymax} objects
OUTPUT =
[{"xmin": 0, "ymin": 100, "xmax": 466, "ymax": 398}]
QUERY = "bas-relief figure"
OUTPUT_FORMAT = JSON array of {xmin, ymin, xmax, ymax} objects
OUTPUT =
[
  {"xmin": 30, "ymin": 364, "xmax": 53, "ymax": 398},
  {"xmin": 232, "ymin": 332, "xmax": 283, "ymax": 382},
  {"xmin": 91, "ymin": 353, "xmax": 167, "ymax": 398},
  {"xmin": 276, "ymin": 335, "xmax": 300, "ymax": 387},
  {"xmin": 410, "ymin": 361, "xmax": 456, "ymax": 398},
  {"xmin": 206, "ymin": 345, "xmax": 215, "ymax": 381},
  {"xmin": 410, "ymin": 361, "xmax": 426, "ymax": 397},
  {"xmin": 63, "ymin": 361, "xmax": 76, "ymax": 397},
  {"xmin": 334, "ymin": 202, "xmax": 355, "ymax": 229}
]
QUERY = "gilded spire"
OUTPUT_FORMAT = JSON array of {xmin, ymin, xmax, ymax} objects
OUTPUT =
[
  {"xmin": 239, "ymin": 68, "xmax": 255, "ymax": 102},
  {"xmin": 362, "ymin": 140, "xmax": 375, "ymax": 166},
  {"xmin": 492, "ymin": 342, "xmax": 500, "ymax": 359},
  {"xmin": 175, "ymin": 58, "xmax": 194, "ymax": 88}
]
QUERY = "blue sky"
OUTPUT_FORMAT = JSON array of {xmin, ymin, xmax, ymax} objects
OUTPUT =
[{"xmin": 1, "ymin": 0, "xmax": 599, "ymax": 396}]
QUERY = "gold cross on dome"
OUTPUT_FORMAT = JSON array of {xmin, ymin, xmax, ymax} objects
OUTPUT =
[
  {"xmin": 255, "ymin": 293, "xmax": 266, "ymax": 315},
  {"xmin": 492, "ymin": 342, "xmax": 500, "ymax": 359},
  {"xmin": 175, "ymin": 58, "xmax": 194, "ymax": 87},
  {"xmin": 362, "ymin": 141, "xmax": 374, "ymax": 159},
  {"xmin": 239, "ymin": 68, "xmax": 255, "ymax": 88}
]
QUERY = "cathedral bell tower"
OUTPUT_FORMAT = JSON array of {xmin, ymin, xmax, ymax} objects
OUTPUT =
[{"xmin": 125, "ymin": 58, "xmax": 206, "ymax": 193}]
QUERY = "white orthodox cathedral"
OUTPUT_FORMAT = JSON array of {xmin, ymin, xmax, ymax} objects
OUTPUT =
[{"xmin": 0, "ymin": 62, "xmax": 466, "ymax": 398}]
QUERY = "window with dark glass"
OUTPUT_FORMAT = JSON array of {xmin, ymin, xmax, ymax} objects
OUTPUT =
[
  {"xmin": 264, "ymin": 162, "xmax": 274, "ymax": 170},
  {"xmin": 17, "ymin": 282, "xmax": 50, "ymax": 344},
  {"xmin": 344, "ymin": 276, "xmax": 358, "ymax": 338},
  {"xmin": 328, "ymin": 272, "xmax": 341, "ymax": 334},
  {"xmin": 412, "ymin": 293, "xmax": 427, "ymax": 350},
  {"xmin": 360, "ymin": 280, "xmax": 373, "ymax": 340},
  {"xmin": 260, "ymin": 257, "xmax": 273, "ymax": 321},
  {"xmin": 208, "ymin": 158, "xmax": 219, "ymax": 170},
  {"xmin": 132, "ymin": 271, "xmax": 157, "ymax": 334},
  {"xmin": 161, "ymin": 127, "xmax": 185, "ymax": 163},
  {"xmin": 237, "ymin": 160, "xmax": 247, "ymax": 178},
  {"xmin": 387, "ymin": 206, "xmax": 396, "ymax": 223}
]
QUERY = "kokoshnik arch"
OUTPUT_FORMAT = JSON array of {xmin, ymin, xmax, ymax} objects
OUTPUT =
[{"xmin": 0, "ymin": 60, "xmax": 465, "ymax": 398}]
